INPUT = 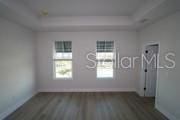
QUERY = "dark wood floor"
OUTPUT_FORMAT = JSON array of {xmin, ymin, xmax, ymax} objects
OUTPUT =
[{"xmin": 5, "ymin": 92, "xmax": 168, "ymax": 120}]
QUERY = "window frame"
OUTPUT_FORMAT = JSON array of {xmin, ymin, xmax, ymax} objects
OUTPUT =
[
  {"xmin": 53, "ymin": 41, "xmax": 73, "ymax": 80},
  {"xmin": 96, "ymin": 41, "xmax": 116, "ymax": 79}
]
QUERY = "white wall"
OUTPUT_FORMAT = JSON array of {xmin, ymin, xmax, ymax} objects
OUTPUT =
[
  {"xmin": 139, "ymin": 12, "xmax": 180, "ymax": 120},
  {"xmin": 37, "ymin": 31, "xmax": 140, "ymax": 92},
  {"xmin": 0, "ymin": 18, "xmax": 36, "ymax": 119}
]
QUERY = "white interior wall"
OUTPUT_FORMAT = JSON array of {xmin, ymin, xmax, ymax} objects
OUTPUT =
[
  {"xmin": 0, "ymin": 7, "xmax": 179, "ymax": 120},
  {"xmin": 37, "ymin": 31, "xmax": 140, "ymax": 92},
  {"xmin": 139, "ymin": 12, "xmax": 180, "ymax": 120},
  {"xmin": 0, "ymin": 18, "xmax": 37, "ymax": 119}
]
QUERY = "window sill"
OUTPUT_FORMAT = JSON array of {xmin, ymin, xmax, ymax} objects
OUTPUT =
[
  {"xmin": 97, "ymin": 77, "xmax": 115, "ymax": 80},
  {"xmin": 53, "ymin": 78, "xmax": 73, "ymax": 80}
]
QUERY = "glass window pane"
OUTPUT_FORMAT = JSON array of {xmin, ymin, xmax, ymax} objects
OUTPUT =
[
  {"xmin": 55, "ymin": 41, "xmax": 72, "ymax": 53},
  {"xmin": 97, "ymin": 41, "xmax": 106, "ymax": 52},
  {"xmin": 97, "ymin": 61, "xmax": 113, "ymax": 78},
  {"xmin": 96, "ymin": 52, "xmax": 114, "ymax": 60},
  {"xmin": 97, "ymin": 41, "xmax": 114, "ymax": 52},
  {"xmin": 54, "ymin": 53, "xmax": 72, "ymax": 59},
  {"xmin": 55, "ymin": 60, "xmax": 72, "ymax": 78},
  {"xmin": 105, "ymin": 41, "xmax": 114, "ymax": 52}
]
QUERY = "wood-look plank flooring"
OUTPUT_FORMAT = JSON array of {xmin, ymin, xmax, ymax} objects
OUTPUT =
[{"xmin": 5, "ymin": 92, "xmax": 168, "ymax": 120}]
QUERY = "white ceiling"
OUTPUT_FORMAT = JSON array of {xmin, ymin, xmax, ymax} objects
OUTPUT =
[
  {"xmin": 21, "ymin": 0, "xmax": 146, "ymax": 16},
  {"xmin": 0, "ymin": 0, "xmax": 180, "ymax": 31}
]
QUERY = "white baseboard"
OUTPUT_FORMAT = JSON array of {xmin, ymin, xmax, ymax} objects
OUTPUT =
[
  {"xmin": 0, "ymin": 91, "xmax": 38, "ymax": 120},
  {"xmin": 156, "ymin": 103, "xmax": 179, "ymax": 120},
  {"xmin": 38, "ymin": 88, "xmax": 137, "ymax": 92},
  {"xmin": 134, "ymin": 89, "xmax": 143, "ymax": 96}
]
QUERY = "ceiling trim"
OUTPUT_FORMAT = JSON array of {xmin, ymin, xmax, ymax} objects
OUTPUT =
[{"xmin": 0, "ymin": 0, "xmax": 179, "ymax": 31}]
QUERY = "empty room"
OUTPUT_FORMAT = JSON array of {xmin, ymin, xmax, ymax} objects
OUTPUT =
[{"xmin": 0, "ymin": 0, "xmax": 180, "ymax": 120}]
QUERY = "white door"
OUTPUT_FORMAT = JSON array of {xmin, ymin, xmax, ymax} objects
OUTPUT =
[{"xmin": 144, "ymin": 44, "xmax": 159, "ymax": 97}]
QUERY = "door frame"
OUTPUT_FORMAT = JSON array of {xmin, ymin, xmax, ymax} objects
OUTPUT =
[{"xmin": 142, "ymin": 42, "xmax": 160, "ymax": 99}]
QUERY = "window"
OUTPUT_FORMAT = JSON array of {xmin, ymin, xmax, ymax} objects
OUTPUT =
[
  {"xmin": 53, "ymin": 41, "xmax": 72, "ymax": 79},
  {"xmin": 96, "ymin": 41, "xmax": 115, "ymax": 78}
]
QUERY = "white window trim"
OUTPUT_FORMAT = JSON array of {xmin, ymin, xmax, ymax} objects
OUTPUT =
[
  {"xmin": 52, "ymin": 41, "xmax": 73, "ymax": 80},
  {"xmin": 96, "ymin": 41, "xmax": 116, "ymax": 79}
]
